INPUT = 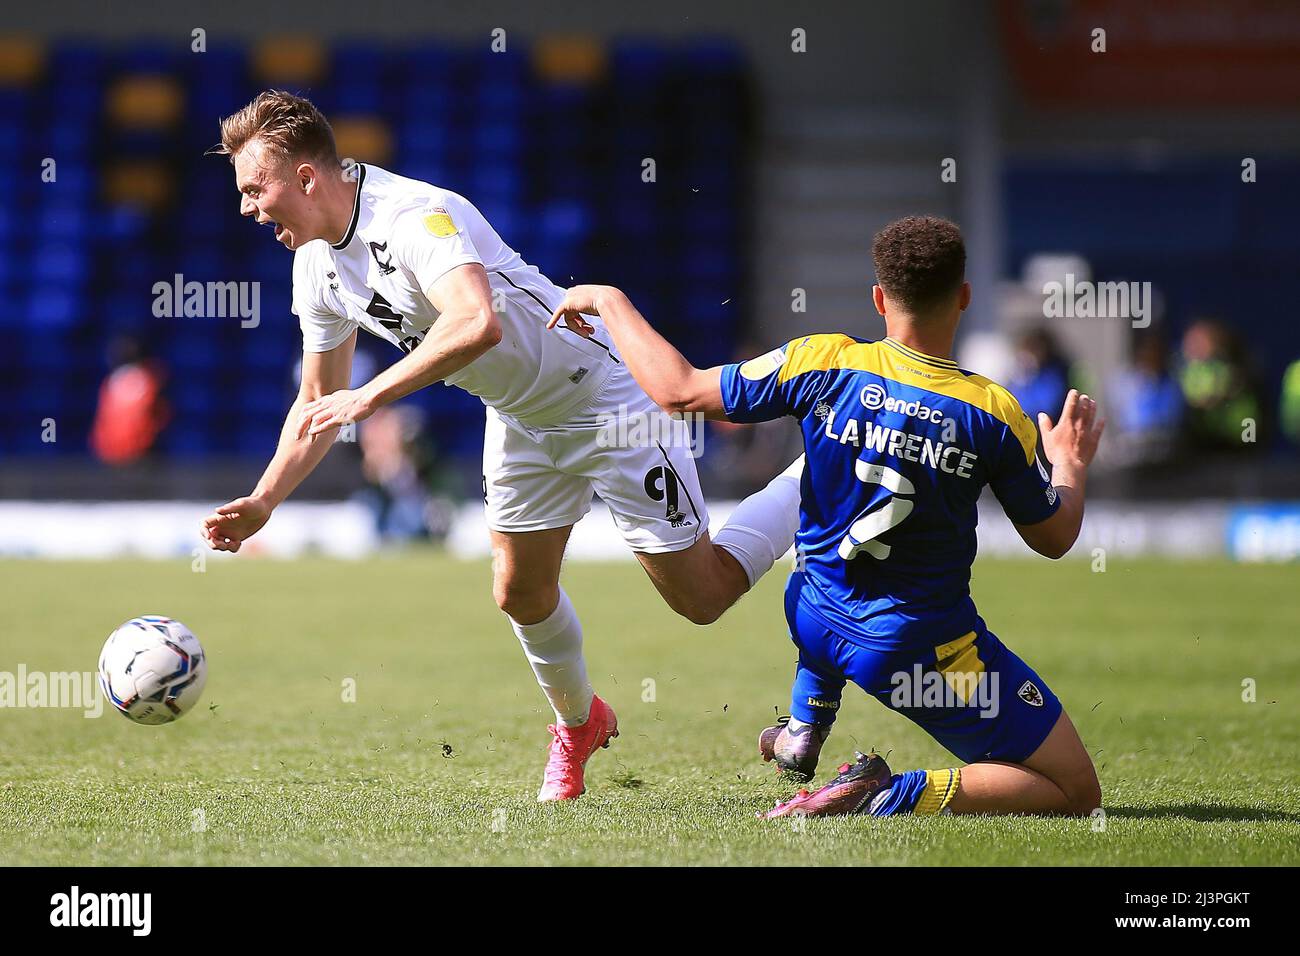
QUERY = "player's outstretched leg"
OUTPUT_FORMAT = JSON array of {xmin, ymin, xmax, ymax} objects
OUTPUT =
[
  {"xmin": 763, "ymin": 712, "xmax": 1100, "ymax": 819},
  {"xmin": 854, "ymin": 710, "xmax": 1099, "ymax": 817},
  {"xmin": 710, "ymin": 454, "xmax": 805, "ymax": 591},
  {"xmin": 489, "ymin": 525, "xmax": 618, "ymax": 801},
  {"xmin": 760, "ymin": 620, "xmax": 1101, "ymax": 819},
  {"xmin": 942, "ymin": 711, "xmax": 1101, "ymax": 816},
  {"xmin": 636, "ymin": 455, "xmax": 804, "ymax": 625}
]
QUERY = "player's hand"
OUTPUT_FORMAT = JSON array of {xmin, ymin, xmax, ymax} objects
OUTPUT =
[
  {"xmin": 1039, "ymin": 389, "xmax": 1105, "ymax": 469},
  {"xmin": 546, "ymin": 285, "xmax": 606, "ymax": 337},
  {"xmin": 200, "ymin": 495, "xmax": 270, "ymax": 553},
  {"xmin": 296, "ymin": 388, "xmax": 374, "ymax": 439}
]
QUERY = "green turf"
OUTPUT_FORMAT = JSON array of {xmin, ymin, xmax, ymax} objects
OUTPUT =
[{"xmin": 1, "ymin": 554, "xmax": 1297, "ymax": 866}]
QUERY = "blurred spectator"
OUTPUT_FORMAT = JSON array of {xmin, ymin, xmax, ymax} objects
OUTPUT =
[
  {"xmin": 1106, "ymin": 329, "xmax": 1183, "ymax": 467},
  {"xmin": 1177, "ymin": 319, "xmax": 1265, "ymax": 453},
  {"xmin": 352, "ymin": 405, "xmax": 439, "ymax": 543},
  {"xmin": 90, "ymin": 335, "xmax": 170, "ymax": 465},
  {"xmin": 1006, "ymin": 327, "xmax": 1073, "ymax": 423},
  {"xmin": 1280, "ymin": 359, "xmax": 1300, "ymax": 448}
]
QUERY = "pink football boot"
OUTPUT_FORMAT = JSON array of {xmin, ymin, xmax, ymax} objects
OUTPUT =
[
  {"xmin": 761, "ymin": 751, "xmax": 892, "ymax": 819},
  {"xmin": 537, "ymin": 695, "xmax": 619, "ymax": 801}
]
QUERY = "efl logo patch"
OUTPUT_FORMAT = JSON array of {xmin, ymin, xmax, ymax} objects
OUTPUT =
[
  {"xmin": 805, "ymin": 696, "xmax": 840, "ymax": 711},
  {"xmin": 1017, "ymin": 680, "xmax": 1045, "ymax": 707},
  {"xmin": 739, "ymin": 346, "xmax": 787, "ymax": 380},
  {"xmin": 423, "ymin": 207, "xmax": 458, "ymax": 237}
]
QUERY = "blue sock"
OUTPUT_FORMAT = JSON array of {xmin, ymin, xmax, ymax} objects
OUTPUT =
[{"xmin": 865, "ymin": 769, "xmax": 930, "ymax": 816}]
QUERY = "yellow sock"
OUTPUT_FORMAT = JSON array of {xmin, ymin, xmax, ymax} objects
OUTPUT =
[{"xmin": 913, "ymin": 768, "xmax": 961, "ymax": 815}]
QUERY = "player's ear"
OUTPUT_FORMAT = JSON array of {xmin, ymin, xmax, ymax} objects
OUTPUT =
[
  {"xmin": 872, "ymin": 284, "xmax": 887, "ymax": 317},
  {"xmin": 296, "ymin": 161, "xmax": 316, "ymax": 194},
  {"xmin": 958, "ymin": 281, "xmax": 972, "ymax": 311}
]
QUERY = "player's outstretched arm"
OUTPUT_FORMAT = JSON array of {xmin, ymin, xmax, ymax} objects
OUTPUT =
[
  {"xmin": 200, "ymin": 333, "xmax": 357, "ymax": 552},
  {"xmin": 548, "ymin": 284, "xmax": 727, "ymax": 420},
  {"xmin": 298, "ymin": 263, "xmax": 501, "ymax": 437},
  {"xmin": 1014, "ymin": 389, "xmax": 1105, "ymax": 559}
]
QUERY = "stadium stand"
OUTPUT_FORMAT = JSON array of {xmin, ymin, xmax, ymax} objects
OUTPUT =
[{"xmin": 0, "ymin": 36, "xmax": 752, "ymax": 472}]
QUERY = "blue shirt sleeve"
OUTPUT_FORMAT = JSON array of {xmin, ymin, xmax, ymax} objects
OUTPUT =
[
  {"xmin": 720, "ymin": 343, "xmax": 795, "ymax": 422},
  {"xmin": 990, "ymin": 421, "xmax": 1060, "ymax": 526},
  {"xmin": 720, "ymin": 336, "xmax": 835, "ymax": 422}
]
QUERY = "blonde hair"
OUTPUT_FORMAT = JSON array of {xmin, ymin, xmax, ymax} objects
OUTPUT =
[{"xmin": 213, "ymin": 90, "xmax": 338, "ymax": 165}]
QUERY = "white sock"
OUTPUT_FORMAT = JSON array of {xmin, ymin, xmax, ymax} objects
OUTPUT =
[
  {"xmin": 508, "ymin": 587, "xmax": 593, "ymax": 727},
  {"xmin": 713, "ymin": 454, "xmax": 804, "ymax": 588}
]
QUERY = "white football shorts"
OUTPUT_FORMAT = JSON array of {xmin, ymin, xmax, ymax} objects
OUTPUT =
[{"xmin": 482, "ymin": 364, "xmax": 709, "ymax": 553}]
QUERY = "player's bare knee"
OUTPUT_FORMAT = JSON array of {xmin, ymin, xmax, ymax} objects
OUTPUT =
[
  {"xmin": 1072, "ymin": 777, "xmax": 1103, "ymax": 817},
  {"xmin": 1063, "ymin": 770, "xmax": 1102, "ymax": 817},
  {"xmin": 665, "ymin": 592, "xmax": 725, "ymax": 626},
  {"xmin": 687, "ymin": 603, "xmax": 725, "ymax": 626},
  {"xmin": 494, "ymin": 580, "xmax": 559, "ymax": 624}
]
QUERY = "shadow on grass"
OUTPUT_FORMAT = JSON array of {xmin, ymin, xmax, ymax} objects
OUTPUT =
[{"xmin": 1107, "ymin": 804, "xmax": 1300, "ymax": 824}]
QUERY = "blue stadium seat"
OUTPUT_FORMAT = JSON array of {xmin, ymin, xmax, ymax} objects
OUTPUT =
[
  {"xmin": 1006, "ymin": 164, "xmax": 1235, "ymax": 259},
  {"xmin": 171, "ymin": 380, "xmax": 218, "ymax": 416},
  {"xmin": 234, "ymin": 416, "xmax": 282, "ymax": 456},
  {"xmin": 116, "ymin": 42, "xmax": 183, "ymax": 75},
  {"xmin": 473, "ymin": 121, "xmax": 524, "ymax": 158},
  {"xmin": 14, "ymin": 37, "xmax": 751, "ymax": 464},
  {"xmin": 36, "ymin": 202, "xmax": 91, "ymax": 240},
  {"xmin": 101, "ymin": 205, "xmax": 151, "ymax": 243},
  {"xmin": 33, "ymin": 287, "xmax": 89, "ymax": 329},
  {"xmin": 469, "ymin": 162, "xmax": 523, "ymax": 202},
  {"xmin": 160, "ymin": 421, "xmax": 215, "ymax": 456}
]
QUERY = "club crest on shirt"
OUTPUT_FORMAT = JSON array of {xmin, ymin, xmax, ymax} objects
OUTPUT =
[
  {"xmin": 423, "ymin": 206, "xmax": 458, "ymax": 237},
  {"xmin": 368, "ymin": 241, "xmax": 396, "ymax": 276}
]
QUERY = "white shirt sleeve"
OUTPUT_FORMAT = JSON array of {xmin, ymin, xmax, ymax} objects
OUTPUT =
[
  {"xmin": 392, "ymin": 193, "xmax": 485, "ymax": 295},
  {"xmin": 292, "ymin": 251, "xmax": 355, "ymax": 353}
]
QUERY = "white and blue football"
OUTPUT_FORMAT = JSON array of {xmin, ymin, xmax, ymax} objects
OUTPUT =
[{"xmin": 98, "ymin": 616, "xmax": 207, "ymax": 725}]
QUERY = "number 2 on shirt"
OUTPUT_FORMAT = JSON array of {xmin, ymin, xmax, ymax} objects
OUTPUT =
[{"xmin": 837, "ymin": 462, "xmax": 915, "ymax": 561}]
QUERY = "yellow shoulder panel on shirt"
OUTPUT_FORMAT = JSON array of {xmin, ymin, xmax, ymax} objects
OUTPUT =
[
  {"xmin": 776, "ymin": 333, "xmax": 866, "ymax": 382},
  {"xmin": 959, "ymin": 373, "xmax": 1040, "ymax": 464},
  {"xmin": 776, "ymin": 335, "xmax": 1039, "ymax": 464}
]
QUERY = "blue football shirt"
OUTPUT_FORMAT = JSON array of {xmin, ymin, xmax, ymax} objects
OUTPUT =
[{"xmin": 720, "ymin": 334, "xmax": 1060, "ymax": 650}]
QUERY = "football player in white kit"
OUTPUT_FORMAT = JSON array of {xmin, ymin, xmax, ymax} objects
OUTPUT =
[{"xmin": 200, "ymin": 91, "xmax": 802, "ymax": 800}]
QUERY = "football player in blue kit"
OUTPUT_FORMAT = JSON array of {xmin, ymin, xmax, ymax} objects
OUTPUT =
[{"xmin": 548, "ymin": 216, "xmax": 1105, "ymax": 818}]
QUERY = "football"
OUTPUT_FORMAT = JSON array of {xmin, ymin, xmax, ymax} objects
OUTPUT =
[{"xmin": 98, "ymin": 615, "xmax": 208, "ymax": 725}]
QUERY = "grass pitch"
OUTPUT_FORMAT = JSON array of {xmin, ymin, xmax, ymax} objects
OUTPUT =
[{"xmin": 1, "ymin": 553, "xmax": 1297, "ymax": 866}]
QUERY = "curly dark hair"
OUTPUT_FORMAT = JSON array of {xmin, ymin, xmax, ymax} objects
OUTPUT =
[{"xmin": 871, "ymin": 216, "xmax": 966, "ymax": 314}]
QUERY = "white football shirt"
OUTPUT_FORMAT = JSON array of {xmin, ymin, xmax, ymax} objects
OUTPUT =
[{"xmin": 290, "ymin": 163, "xmax": 619, "ymax": 427}]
